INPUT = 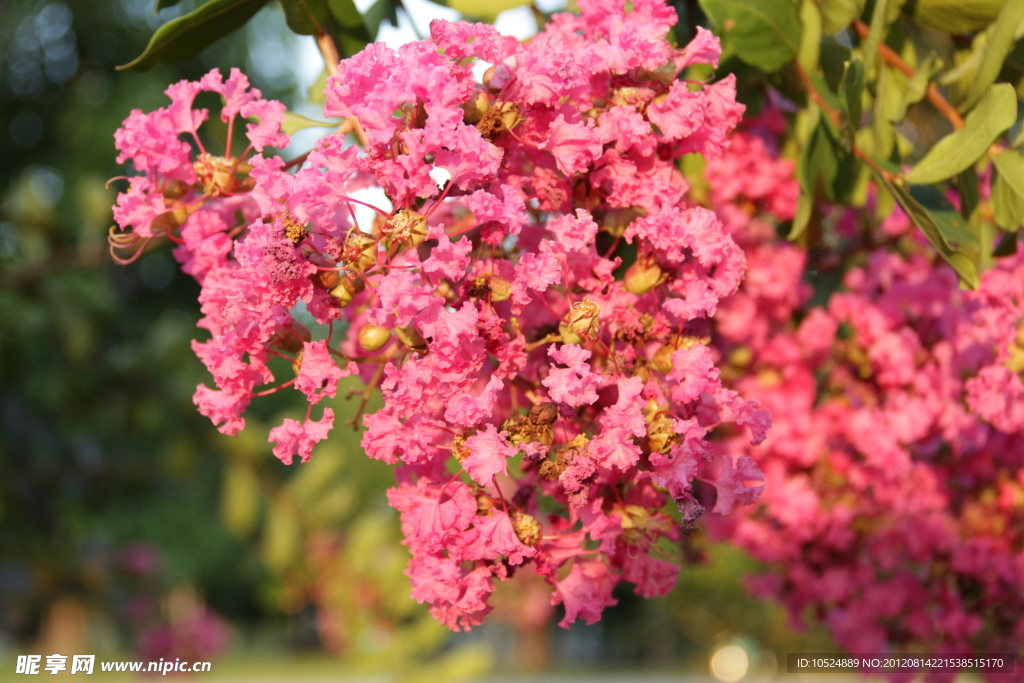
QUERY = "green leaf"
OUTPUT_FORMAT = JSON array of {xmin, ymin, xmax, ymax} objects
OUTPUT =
[
  {"xmin": 962, "ymin": 0, "xmax": 1024, "ymax": 112},
  {"xmin": 872, "ymin": 64, "xmax": 901, "ymax": 158},
  {"xmin": 281, "ymin": 0, "xmax": 331, "ymax": 35},
  {"xmin": 798, "ymin": 0, "xmax": 822, "ymax": 72},
  {"xmin": 698, "ymin": 0, "xmax": 802, "ymax": 73},
  {"xmin": 220, "ymin": 462, "xmax": 261, "ymax": 538},
  {"xmin": 362, "ymin": 0, "xmax": 398, "ymax": 38},
  {"xmin": 904, "ymin": 83, "xmax": 1018, "ymax": 184},
  {"xmin": 861, "ymin": 0, "xmax": 889, "ymax": 76},
  {"xmin": 896, "ymin": 52, "xmax": 941, "ymax": 121},
  {"xmin": 449, "ymin": 0, "xmax": 531, "ymax": 20},
  {"xmin": 992, "ymin": 151, "xmax": 1024, "ymax": 229},
  {"xmin": 119, "ymin": 0, "xmax": 272, "ymax": 71},
  {"xmin": 968, "ymin": 206, "xmax": 996, "ymax": 272},
  {"xmin": 820, "ymin": 0, "xmax": 865, "ymax": 33},
  {"xmin": 155, "ymin": 0, "xmax": 186, "ymax": 10},
  {"xmin": 878, "ymin": 173, "xmax": 980, "ymax": 287},
  {"xmin": 281, "ymin": 111, "xmax": 342, "ymax": 135},
  {"xmin": 956, "ymin": 165, "xmax": 980, "ymax": 220},
  {"xmin": 327, "ymin": 0, "xmax": 375, "ymax": 56},
  {"xmin": 788, "ymin": 191, "xmax": 815, "ymax": 239},
  {"xmin": 801, "ymin": 121, "xmax": 859, "ymax": 201},
  {"xmin": 839, "ymin": 58, "xmax": 865, "ymax": 133},
  {"xmin": 908, "ymin": 0, "xmax": 1003, "ymax": 34}
]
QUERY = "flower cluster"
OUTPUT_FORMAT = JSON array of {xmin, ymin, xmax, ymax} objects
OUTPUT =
[
  {"xmin": 110, "ymin": 0, "xmax": 771, "ymax": 631},
  {"xmin": 704, "ymin": 122, "xmax": 1024, "ymax": 678}
]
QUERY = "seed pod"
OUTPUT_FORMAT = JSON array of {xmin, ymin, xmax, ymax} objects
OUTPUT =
[
  {"xmin": 624, "ymin": 258, "xmax": 662, "ymax": 295},
  {"xmin": 308, "ymin": 253, "xmax": 339, "ymax": 289},
  {"xmin": 328, "ymin": 276, "xmax": 365, "ymax": 306},
  {"xmin": 559, "ymin": 298, "xmax": 601, "ymax": 345},
  {"xmin": 358, "ymin": 325, "xmax": 391, "ymax": 352},
  {"xmin": 651, "ymin": 335, "xmax": 709, "ymax": 374},
  {"xmin": 395, "ymin": 325, "xmax": 427, "ymax": 353},
  {"xmin": 528, "ymin": 402, "xmax": 559, "ymax": 426},
  {"xmin": 270, "ymin": 322, "xmax": 311, "ymax": 354},
  {"xmin": 462, "ymin": 88, "xmax": 490, "ymax": 125},
  {"xmin": 651, "ymin": 343, "xmax": 675, "ymax": 375}
]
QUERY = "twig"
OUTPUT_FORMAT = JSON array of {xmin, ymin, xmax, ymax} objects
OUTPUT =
[
  {"xmin": 316, "ymin": 33, "xmax": 340, "ymax": 77},
  {"xmin": 795, "ymin": 63, "xmax": 897, "ymax": 182}
]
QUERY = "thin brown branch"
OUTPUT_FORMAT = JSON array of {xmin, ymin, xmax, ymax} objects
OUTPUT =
[
  {"xmin": 316, "ymin": 32, "xmax": 340, "ymax": 77},
  {"xmin": 795, "ymin": 62, "xmax": 897, "ymax": 181}
]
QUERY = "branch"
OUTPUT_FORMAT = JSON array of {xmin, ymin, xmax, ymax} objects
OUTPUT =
[
  {"xmin": 316, "ymin": 32, "xmax": 340, "ymax": 77},
  {"xmin": 852, "ymin": 20, "xmax": 965, "ymax": 131}
]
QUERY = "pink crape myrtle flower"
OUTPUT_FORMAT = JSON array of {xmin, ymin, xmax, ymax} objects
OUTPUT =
[
  {"xmin": 109, "ymin": 0, "xmax": 770, "ymax": 631},
  {"xmin": 704, "ymin": 113, "xmax": 1024, "ymax": 680}
]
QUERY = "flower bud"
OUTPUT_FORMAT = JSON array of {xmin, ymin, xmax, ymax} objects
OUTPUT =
[
  {"xmin": 559, "ymin": 298, "xmax": 601, "ymax": 345},
  {"xmin": 645, "ymin": 412, "xmax": 675, "ymax": 454},
  {"xmin": 358, "ymin": 324, "xmax": 391, "ymax": 352},
  {"xmin": 471, "ymin": 274, "xmax": 512, "ymax": 302},
  {"xmin": 624, "ymin": 258, "xmax": 662, "ymax": 295},
  {"xmin": 328, "ymin": 276, "xmax": 364, "ymax": 307},
  {"xmin": 163, "ymin": 179, "xmax": 190, "ymax": 199},
  {"xmin": 651, "ymin": 335, "xmax": 709, "ymax": 374},
  {"xmin": 462, "ymin": 88, "xmax": 491, "ymax": 125},
  {"xmin": 308, "ymin": 253, "xmax": 339, "ymax": 289},
  {"xmin": 395, "ymin": 325, "xmax": 427, "ymax": 353},
  {"xmin": 271, "ymin": 322, "xmax": 311, "ymax": 354}
]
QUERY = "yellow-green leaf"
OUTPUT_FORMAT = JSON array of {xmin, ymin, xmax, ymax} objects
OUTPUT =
[
  {"xmin": 798, "ymin": 0, "xmax": 822, "ymax": 71},
  {"xmin": 282, "ymin": 110, "xmax": 342, "ymax": 135},
  {"xmin": 992, "ymin": 151, "xmax": 1024, "ymax": 229},
  {"xmin": 904, "ymin": 83, "xmax": 1017, "ymax": 184},
  {"xmin": 962, "ymin": 0, "xmax": 1024, "ymax": 112},
  {"xmin": 447, "ymin": 0, "xmax": 531, "ymax": 20},
  {"xmin": 881, "ymin": 176, "xmax": 980, "ymax": 287},
  {"xmin": 699, "ymin": 0, "xmax": 802, "ymax": 74},
  {"xmin": 820, "ymin": 0, "xmax": 865, "ymax": 34}
]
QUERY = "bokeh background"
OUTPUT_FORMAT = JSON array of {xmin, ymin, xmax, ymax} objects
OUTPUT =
[{"xmin": 0, "ymin": 0, "xmax": 839, "ymax": 680}]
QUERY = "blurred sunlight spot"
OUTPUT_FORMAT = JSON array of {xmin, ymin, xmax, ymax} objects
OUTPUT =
[
  {"xmin": 0, "ymin": 222, "xmax": 19, "ymax": 259},
  {"xmin": 26, "ymin": 165, "xmax": 64, "ymax": 208},
  {"xmin": 493, "ymin": 5, "xmax": 537, "ymax": 40},
  {"xmin": 139, "ymin": 251, "xmax": 175, "ymax": 290},
  {"xmin": 350, "ymin": 186, "xmax": 393, "ymax": 232},
  {"xmin": 710, "ymin": 644, "xmax": 749, "ymax": 683},
  {"xmin": 429, "ymin": 166, "xmax": 452, "ymax": 189}
]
